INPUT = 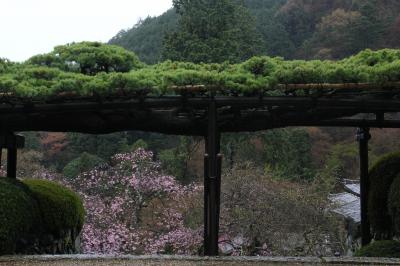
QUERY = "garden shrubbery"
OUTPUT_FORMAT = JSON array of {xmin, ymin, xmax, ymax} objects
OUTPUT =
[
  {"xmin": 0, "ymin": 177, "xmax": 41, "ymax": 254},
  {"xmin": 2, "ymin": 43, "xmax": 400, "ymax": 99},
  {"xmin": 0, "ymin": 177, "xmax": 84, "ymax": 255},
  {"xmin": 22, "ymin": 179, "xmax": 85, "ymax": 237},
  {"xmin": 368, "ymin": 152, "xmax": 400, "ymax": 239},
  {"xmin": 355, "ymin": 240, "xmax": 400, "ymax": 258},
  {"xmin": 357, "ymin": 152, "xmax": 400, "ymax": 257},
  {"xmin": 389, "ymin": 175, "xmax": 400, "ymax": 235}
]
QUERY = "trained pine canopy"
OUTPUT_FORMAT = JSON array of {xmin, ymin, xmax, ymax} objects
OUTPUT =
[{"xmin": 1, "ymin": 42, "xmax": 400, "ymax": 102}]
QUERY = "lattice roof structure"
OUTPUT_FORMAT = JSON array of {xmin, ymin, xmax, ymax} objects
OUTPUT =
[
  {"xmin": 1, "ymin": 82, "xmax": 400, "ymax": 135},
  {"xmin": 1, "ymin": 43, "xmax": 400, "ymax": 134}
]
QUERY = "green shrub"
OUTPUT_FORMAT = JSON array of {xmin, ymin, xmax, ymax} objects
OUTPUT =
[
  {"xmin": 355, "ymin": 240, "xmax": 400, "ymax": 258},
  {"xmin": 0, "ymin": 178, "xmax": 85, "ymax": 254},
  {"xmin": 3, "ymin": 47, "xmax": 400, "ymax": 99},
  {"xmin": 0, "ymin": 177, "xmax": 41, "ymax": 255},
  {"xmin": 131, "ymin": 139, "xmax": 148, "ymax": 151},
  {"xmin": 22, "ymin": 179, "xmax": 85, "ymax": 237},
  {"xmin": 28, "ymin": 42, "xmax": 143, "ymax": 74},
  {"xmin": 62, "ymin": 152, "xmax": 104, "ymax": 178},
  {"xmin": 389, "ymin": 175, "xmax": 400, "ymax": 235},
  {"xmin": 368, "ymin": 152, "xmax": 400, "ymax": 239}
]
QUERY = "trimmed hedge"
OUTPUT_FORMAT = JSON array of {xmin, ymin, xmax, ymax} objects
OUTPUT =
[
  {"xmin": 2, "ymin": 43, "xmax": 400, "ymax": 99},
  {"xmin": 0, "ymin": 178, "xmax": 41, "ymax": 254},
  {"xmin": 22, "ymin": 179, "xmax": 85, "ymax": 237},
  {"xmin": 389, "ymin": 175, "xmax": 400, "ymax": 235},
  {"xmin": 368, "ymin": 152, "xmax": 400, "ymax": 239},
  {"xmin": 355, "ymin": 240, "xmax": 400, "ymax": 258},
  {"xmin": 0, "ymin": 178, "xmax": 85, "ymax": 254}
]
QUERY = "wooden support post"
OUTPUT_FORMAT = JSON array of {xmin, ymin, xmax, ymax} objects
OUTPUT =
[
  {"xmin": 204, "ymin": 100, "xmax": 222, "ymax": 256},
  {"xmin": 7, "ymin": 134, "xmax": 17, "ymax": 179},
  {"xmin": 203, "ymin": 153, "xmax": 210, "ymax": 254},
  {"xmin": 0, "ymin": 134, "xmax": 24, "ymax": 179},
  {"xmin": 357, "ymin": 127, "xmax": 372, "ymax": 246}
]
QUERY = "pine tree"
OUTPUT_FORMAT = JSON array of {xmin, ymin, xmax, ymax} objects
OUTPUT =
[
  {"xmin": 350, "ymin": 0, "xmax": 385, "ymax": 51},
  {"xmin": 162, "ymin": 0, "xmax": 263, "ymax": 63}
]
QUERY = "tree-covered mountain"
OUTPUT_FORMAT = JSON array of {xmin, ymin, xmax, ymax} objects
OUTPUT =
[
  {"xmin": 109, "ymin": 0, "xmax": 400, "ymax": 64},
  {"xmin": 109, "ymin": 9, "xmax": 178, "ymax": 64}
]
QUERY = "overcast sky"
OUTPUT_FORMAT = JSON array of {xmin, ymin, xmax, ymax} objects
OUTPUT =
[{"xmin": 0, "ymin": 0, "xmax": 173, "ymax": 62}]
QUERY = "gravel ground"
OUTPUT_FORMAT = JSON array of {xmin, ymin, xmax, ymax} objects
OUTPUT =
[{"xmin": 1, "ymin": 256, "xmax": 400, "ymax": 266}]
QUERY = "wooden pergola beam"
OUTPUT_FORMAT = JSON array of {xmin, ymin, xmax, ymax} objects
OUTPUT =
[
  {"xmin": 1, "ymin": 95, "xmax": 400, "ymax": 134},
  {"xmin": 276, "ymin": 81, "xmax": 400, "ymax": 91},
  {"xmin": 0, "ymin": 134, "xmax": 25, "ymax": 149},
  {"xmin": 2, "ymin": 111, "xmax": 400, "ymax": 135},
  {"xmin": 2, "ymin": 97, "xmax": 400, "ymax": 113},
  {"xmin": 0, "ymin": 96, "xmax": 400, "ymax": 110}
]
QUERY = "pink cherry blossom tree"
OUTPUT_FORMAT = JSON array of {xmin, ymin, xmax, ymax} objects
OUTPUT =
[
  {"xmin": 67, "ymin": 148, "xmax": 203, "ymax": 255},
  {"xmin": 26, "ymin": 148, "xmax": 272, "ymax": 256}
]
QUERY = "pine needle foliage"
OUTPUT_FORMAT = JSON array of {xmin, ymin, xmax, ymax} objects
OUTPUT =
[{"xmin": 1, "ymin": 43, "xmax": 400, "ymax": 100}]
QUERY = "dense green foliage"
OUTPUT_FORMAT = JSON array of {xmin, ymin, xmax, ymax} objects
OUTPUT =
[
  {"xmin": 110, "ymin": 10, "xmax": 179, "ymax": 64},
  {"xmin": 220, "ymin": 128, "xmax": 314, "ymax": 181},
  {"xmin": 321, "ymin": 143, "xmax": 358, "ymax": 181},
  {"xmin": 158, "ymin": 136, "xmax": 194, "ymax": 183},
  {"xmin": 28, "ymin": 42, "xmax": 142, "ymax": 75},
  {"xmin": 162, "ymin": 0, "xmax": 262, "ymax": 63},
  {"xmin": 110, "ymin": 0, "xmax": 400, "ymax": 64},
  {"xmin": 0, "ymin": 178, "xmax": 41, "ymax": 255},
  {"xmin": 22, "ymin": 179, "xmax": 85, "ymax": 237},
  {"xmin": 64, "ymin": 132, "xmax": 130, "ymax": 162},
  {"xmin": 261, "ymin": 128, "xmax": 313, "ymax": 180},
  {"xmin": 0, "ymin": 178, "xmax": 84, "ymax": 254},
  {"xmin": 63, "ymin": 152, "xmax": 105, "ymax": 179},
  {"xmin": 130, "ymin": 139, "xmax": 149, "ymax": 151},
  {"xmin": 245, "ymin": 0, "xmax": 293, "ymax": 59},
  {"xmin": 2, "ymin": 43, "xmax": 400, "ymax": 100},
  {"xmin": 389, "ymin": 175, "xmax": 400, "ymax": 236},
  {"xmin": 355, "ymin": 240, "xmax": 400, "ymax": 258},
  {"xmin": 368, "ymin": 152, "xmax": 400, "ymax": 239}
]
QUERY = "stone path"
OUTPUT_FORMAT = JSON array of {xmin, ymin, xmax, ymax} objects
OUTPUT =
[{"xmin": 1, "ymin": 255, "xmax": 400, "ymax": 266}]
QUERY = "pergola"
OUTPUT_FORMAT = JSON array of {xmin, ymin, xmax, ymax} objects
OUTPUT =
[{"xmin": 2, "ymin": 82, "xmax": 400, "ymax": 255}]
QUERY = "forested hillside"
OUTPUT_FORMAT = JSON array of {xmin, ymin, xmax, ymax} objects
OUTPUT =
[
  {"xmin": 110, "ymin": 0, "xmax": 400, "ymax": 64},
  {"xmin": 110, "ymin": 9, "xmax": 178, "ymax": 64}
]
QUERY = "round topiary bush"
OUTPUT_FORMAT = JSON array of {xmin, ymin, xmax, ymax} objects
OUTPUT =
[
  {"xmin": 22, "ymin": 179, "xmax": 85, "ymax": 238},
  {"xmin": 355, "ymin": 240, "xmax": 400, "ymax": 258},
  {"xmin": 388, "ymin": 175, "xmax": 400, "ymax": 235},
  {"xmin": 368, "ymin": 152, "xmax": 400, "ymax": 239},
  {"xmin": 0, "ymin": 177, "xmax": 41, "ymax": 255}
]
